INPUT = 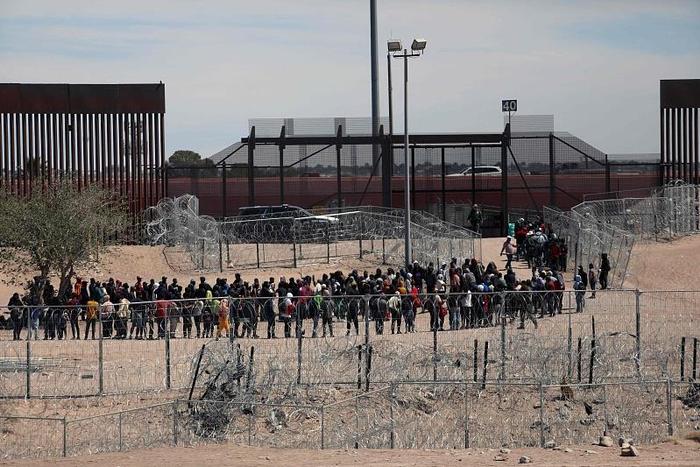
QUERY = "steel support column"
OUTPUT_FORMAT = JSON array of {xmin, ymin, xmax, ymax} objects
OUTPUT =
[
  {"xmin": 248, "ymin": 126, "xmax": 256, "ymax": 206},
  {"xmin": 548, "ymin": 132, "xmax": 555, "ymax": 206},
  {"xmin": 279, "ymin": 125, "xmax": 285, "ymax": 204},
  {"xmin": 336, "ymin": 125, "xmax": 343, "ymax": 210}
]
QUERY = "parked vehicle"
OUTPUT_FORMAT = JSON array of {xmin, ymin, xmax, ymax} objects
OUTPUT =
[
  {"xmin": 231, "ymin": 205, "xmax": 338, "ymax": 243},
  {"xmin": 446, "ymin": 165, "xmax": 502, "ymax": 177}
]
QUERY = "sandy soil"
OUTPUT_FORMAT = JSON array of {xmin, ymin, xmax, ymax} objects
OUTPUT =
[
  {"xmin": 625, "ymin": 235, "xmax": 700, "ymax": 291},
  {"xmin": 3, "ymin": 440, "xmax": 700, "ymax": 467},
  {"xmin": 1, "ymin": 236, "xmax": 700, "ymax": 463}
]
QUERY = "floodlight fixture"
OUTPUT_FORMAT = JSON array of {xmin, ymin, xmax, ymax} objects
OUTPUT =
[
  {"xmin": 387, "ymin": 39, "xmax": 402, "ymax": 52},
  {"xmin": 411, "ymin": 38, "xmax": 427, "ymax": 52}
]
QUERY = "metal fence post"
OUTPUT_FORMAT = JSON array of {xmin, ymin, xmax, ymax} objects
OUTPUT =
[
  {"xmin": 577, "ymin": 337, "xmax": 583, "ymax": 383},
  {"xmin": 26, "ymin": 331, "xmax": 31, "ymax": 399},
  {"xmin": 473, "ymin": 339, "xmax": 478, "ymax": 382},
  {"xmin": 296, "ymin": 312, "xmax": 303, "ymax": 385},
  {"xmin": 680, "ymin": 337, "xmax": 686, "ymax": 381},
  {"xmin": 118, "ymin": 412, "xmax": 123, "ymax": 451},
  {"xmin": 218, "ymin": 238, "xmax": 223, "ymax": 273},
  {"xmin": 635, "ymin": 289, "xmax": 642, "ymax": 379},
  {"xmin": 567, "ymin": 309, "xmax": 573, "ymax": 380},
  {"xmin": 389, "ymin": 384, "xmax": 396, "ymax": 449},
  {"xmin": 481, "ymin": 341, "xmax": 489, "ymax": 390},
  {"xmin": 165, "ymin": 314, "xmax": 171, "ymax": 390},
  {"xmin": 365, "ymin": 345, "xmax": 373, "ymax": 392},
  {"xmin": 357, "ymin": 345, "xmax": 362, "ymax": 389},
  {"xmin": 538, "ymin": 382, "xmax": 545, "ymax": 448},
  {"xmin": 359, "ymin": 216, "xmax": 364, "ymax": 259},
  {"xmin": 499, "ymin": 317, "xmax": 506, "ymax": 382},
  {"xmin": 666, "ymin": 379, "xmax": 674, "ymax": 436},
  {"xmin": 320, "ymin": 405, "xmax": 325, "ymax": 449},
  {"xmin": 589, "ymin": 316, "xmax": 596, "ymax": 384},
  {"xmin": 172, "ymin": 400, "xmax": 178, "ymax": 446},
  {"xmin": 433, "ymin": 327, "xmax": 438, "ymax": 382},
  {"xmin": 693, "ymin": 337, "xmax": 698, "ymax": 381},
  {"xmin": 62, "ymin": 417, "xmax": 67, "ymax": 457},
  {"xmin": 98, "ymin": 334, "xmax": 104, "ymax": 395},
  {"xmin": 464, "ymin": 381, "xmax": 470, "ymax": 448}
]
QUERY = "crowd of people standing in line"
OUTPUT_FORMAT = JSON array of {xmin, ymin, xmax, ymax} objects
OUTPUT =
[{"xmin": 3, "ymin": 221, "xmax": 611, "ymax": 342}]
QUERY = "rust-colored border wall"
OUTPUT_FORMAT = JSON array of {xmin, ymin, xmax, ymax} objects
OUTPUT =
[
  {"xmin": 0, "ymin": 83, "xmax": 166, "ymax": 237},
  {"xmin": 660, "ymin": 80, "xmax": 699, "ymax": 184}
]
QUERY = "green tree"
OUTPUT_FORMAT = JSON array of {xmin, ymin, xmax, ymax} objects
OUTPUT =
[
  {"xmin": 169, "ymin": 150, "xmax": 204, "ymax": 165},
  {"xmin": 0, "ymin": 181, "xmax": 128, "ymax": 303},
  {"xmin": 168, "ymin": 150, "xmax": 218, "ymax": 177}
]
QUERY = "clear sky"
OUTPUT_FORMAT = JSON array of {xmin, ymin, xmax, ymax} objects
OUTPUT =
[{"xmin": 1, "ymin": 0, "xmax": 698, "ymax": 157}]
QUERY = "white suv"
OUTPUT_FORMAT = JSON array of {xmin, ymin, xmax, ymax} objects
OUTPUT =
[{"xmin": 447, "ymin": 165, "xmax": 503, "ymax": 177}]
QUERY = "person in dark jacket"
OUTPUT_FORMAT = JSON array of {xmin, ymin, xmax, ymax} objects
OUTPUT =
[
  {"xmin": 599, "ymin": 253, "xmax": 611, "ymax": 290},
  {"xmin": 8, "ymin": 293, "xmax": 24, "ymax": 340},
  {"xmin": 577, "ymin": 265, "xmax": 588, "ymax": 290}
]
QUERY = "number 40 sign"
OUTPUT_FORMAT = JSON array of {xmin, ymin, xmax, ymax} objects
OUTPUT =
[{"xmin": 501, "ymin": 99, "xmax": 517, "ymax": 112}]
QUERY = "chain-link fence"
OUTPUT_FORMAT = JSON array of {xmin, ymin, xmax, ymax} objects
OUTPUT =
[
  {"xmin": 145, "ymin": 195, "xmax": 481, "ymax": 270},
  {"xmin": 571, "ymin": 183, "xmax": 699, "ymax": 241},
  {"xmin": 3, "ymin": 378, "xmax": 698, "ymax": 460},
  {"xmin": 1, "ymin": 291, "xmax": 699, "ymax": 399},
  {"xmin": 543, "ymin": 207, "xmax": 635, "ymax": 287}
]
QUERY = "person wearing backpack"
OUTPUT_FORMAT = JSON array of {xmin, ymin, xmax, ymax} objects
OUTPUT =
[{"xmin": 588, "ymin": 263, "xmax": 597, "ymax": 299}]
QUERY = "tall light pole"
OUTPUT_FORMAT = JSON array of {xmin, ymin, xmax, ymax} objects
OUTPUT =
[
  {"xmin": 369, "ymin": 0, "xmax": 380, "ymax": 175},
  {"xmin": 389, "ymin": 38, "xmax": 427, "ymax": 267}
]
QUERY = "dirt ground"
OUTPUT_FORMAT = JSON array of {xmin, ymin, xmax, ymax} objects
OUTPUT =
[
  {"xmin": 3, "ymin": 439, "xmax": 700, "ymax": 467},
  {"xmin": 2, "ymin": 236, "xmax": 700, "ymax": 463},
  {"xmin": 625, "ymin": 235, "xmax": 700, "ymax": 291}
]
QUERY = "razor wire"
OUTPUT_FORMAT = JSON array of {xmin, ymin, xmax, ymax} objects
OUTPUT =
[
  {"xmin": 544, "ymin": 183, "xmax": 700, "ymax": 287},
  {"xmin": 571, "ymin": 182, "xmax": 700, "ymax": 241},
  {"xmin": 144, "ymin": 194, "xmax": 480, "ymax": 270},
  {"xmin": 543, "ymin": 206, "xmax": 635, "ymax": 287}
]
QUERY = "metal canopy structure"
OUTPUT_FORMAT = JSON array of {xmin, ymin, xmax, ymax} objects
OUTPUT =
[
  {"xmin": 234, "ymin": 125, "xmax": 511, "ymax": 233},
  {"xmin": 168, "ymin": 117, "xmax": 660, "ymax": 237}
]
